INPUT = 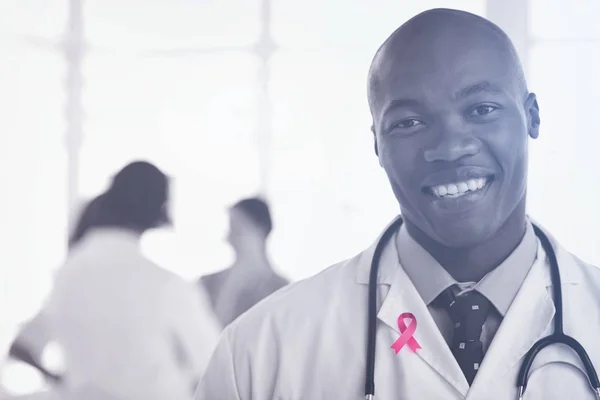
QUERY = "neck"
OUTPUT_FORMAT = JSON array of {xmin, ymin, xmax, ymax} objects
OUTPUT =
[
  {"xmin": 405, "ymin": 199, "xmax": 527, "ymax": 282},
  {"xmin": 233, "ymin": 244, "xmax": 271, "ymax": 269}
]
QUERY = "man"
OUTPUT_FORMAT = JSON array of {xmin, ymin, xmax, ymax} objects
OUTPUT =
[
  {"xmin": 199, "ymin": 197, "xmax": 289, "ymax": 328},
  {"xmin": 195, "ymin": 9, "xmax": 600, "ymax": 399}
]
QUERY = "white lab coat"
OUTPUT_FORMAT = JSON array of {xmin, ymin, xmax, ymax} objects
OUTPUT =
[
  {"xmin": 196, "ymin": 217, "xmax": 600, "ymax": 399},
  {"xmin": 44, "ymin": 228, "xmax": 221, "ymax": 400}
]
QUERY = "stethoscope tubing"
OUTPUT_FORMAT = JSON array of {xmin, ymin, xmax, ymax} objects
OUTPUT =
[{"xmin": 364, "ymin": 218, "xmax": 600, "ymax": 399}]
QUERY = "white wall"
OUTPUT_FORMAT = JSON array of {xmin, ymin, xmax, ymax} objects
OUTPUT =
[{"xmin": 526, "ymin": 0, "xmax": 600, "ymax": 266}]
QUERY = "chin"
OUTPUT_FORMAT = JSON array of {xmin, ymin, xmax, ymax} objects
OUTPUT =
[{"xmin": 430, "ymin": 219, "xmax": 498, "ymax": 248}]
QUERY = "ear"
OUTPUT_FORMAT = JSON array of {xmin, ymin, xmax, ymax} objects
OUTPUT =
[
  {"xmin": 372, "ymin": 125, "xmax": 384, "ymax": 167},
  {"xmin": 525, "ymin": 93, "xmax": 540, "ymax": 139},
  {"xmin": 372, "ymin": 125, "xmax": 378, "ymax": 156}
]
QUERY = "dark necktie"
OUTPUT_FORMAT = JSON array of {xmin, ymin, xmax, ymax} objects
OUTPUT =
[{"xmin": 437, "ymin": 288, "xmax": 491, "ymax": 385}]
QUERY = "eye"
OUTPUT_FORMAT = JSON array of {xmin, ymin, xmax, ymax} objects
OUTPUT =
[
  {"xmin": 392, "ymin": 118, "xmax": 424, "ymax": 129},
  {"xmin": 468, "ymin": 105, "xmax": 498, "ymax": 117}
]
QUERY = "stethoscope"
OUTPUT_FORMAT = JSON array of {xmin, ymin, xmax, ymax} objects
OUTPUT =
[{"xmin": 364, "ymin": 217, "xmax": 600, "ymax": 400}]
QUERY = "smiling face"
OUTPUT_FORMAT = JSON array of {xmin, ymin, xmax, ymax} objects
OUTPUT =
[{"xmin": 369, "ymin": 10, "xmax": 540, "ymax": 247}]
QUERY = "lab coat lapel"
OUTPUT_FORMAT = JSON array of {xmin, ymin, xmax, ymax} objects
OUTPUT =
[
  {"xmin": 377, "ymin": 257, "xmax": 469, "ymax": 397},
  {"xmin": 470, "ymin": 242, "xmax": 555, "ymax": 392},
  {"xmin": 355, "ymin": 216, "xmax": 468, "ymax": 396}
]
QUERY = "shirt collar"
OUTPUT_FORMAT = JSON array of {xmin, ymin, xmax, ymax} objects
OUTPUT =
[
  {"xmin": 397, "ymin": 220, "xmax": 538, "ymax": 316},
  {"xmin": 396, "ymin": 224, "xmax": 456, "ymax": 305},
  {"xmin": 477, "ymin": 221, "xmax": 537, "ymax": 315}
]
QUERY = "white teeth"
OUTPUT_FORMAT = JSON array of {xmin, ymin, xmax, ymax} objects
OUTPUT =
[{"xmin": 429, "ymin": 177, "xmax": 490, "ymax": 198}]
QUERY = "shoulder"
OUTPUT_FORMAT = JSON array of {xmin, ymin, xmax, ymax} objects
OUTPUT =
[
  {"xmin": 198, "ymin": 269, "xmax": 230, "ymax": 301},
  {"xmin": 567, "ymin": 251, "xmax": 600, "ymax": 288},
  {"xmin": 224, "ymin": 252, "xmax": 365, "ymax": 349},
  {"xmin": 552, "ymin": 237, "xmax": 600, "ymax": 308},
  {"xmin": 199, "ymin": 269, "xmax": 230, "ymax": 289},
  {"xmin": 156, "ymin": 267, "xmax": 197, "ymax": 294},
  {"xmin": 535, "ymin": 221, "xmax": 600, "ymax": 291},
  {"xmin": 204, "ymin": 253, "xmax": 370, "ymax": 396}
]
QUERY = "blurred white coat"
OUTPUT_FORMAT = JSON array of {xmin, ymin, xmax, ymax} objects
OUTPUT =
[{"xmin": 44, "ymin": 228, "xmax": 220, "ymax": 400}]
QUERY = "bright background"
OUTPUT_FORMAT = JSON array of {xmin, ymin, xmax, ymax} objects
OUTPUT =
[{"xmin": 0, "ymin": 1, "xmax": 599, "ymax": 391}]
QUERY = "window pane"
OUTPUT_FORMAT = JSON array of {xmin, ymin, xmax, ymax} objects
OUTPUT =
[
  {"xmin": 0, "ymin": 0, "xmax": 67, "ymax": 40},
  {"xmin": 81, "ymin": 53, "xmax": 261, "ymax": 278},
  {"xmin": 269, "ymin": 50, "xmax": 399, "ymax": 280},
  {"xmin": 530, "ymin": 0, "xmax": 600, "ymax": 40},
  {"xmin": 528, "ymin": 42, "xmax": 600, "ymax": 265},
  {"xmin": 85, "ymin": 0, "xmax": 261, "ymax": 51},
  {"xmin": 0, "ymin": 43, "xmax": 66, "ymax": 353},
  {"xmin": 272, "ymin": 0, "xmax": 486, "ymax": 49}
]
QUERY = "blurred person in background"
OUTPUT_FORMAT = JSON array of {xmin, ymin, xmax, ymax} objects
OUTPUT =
[
  {"xmin": 66, "ymin": 195, "xmax": 104, "ymax": 249},
  {"xmin": 199, "ymin": 197, "xmax": 289, "ymax": 328},
  {"xmin": 40, "ymin": 161, "xmax": 220, "ymax": 400},
  {"xmin": 5, "ymin": 195, "xmax": 103, "ymax": 386}
]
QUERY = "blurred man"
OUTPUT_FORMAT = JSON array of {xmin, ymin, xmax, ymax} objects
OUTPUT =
[{"xmin": 199, "ymin": 197, "xmax": 289, "ymax": 328}]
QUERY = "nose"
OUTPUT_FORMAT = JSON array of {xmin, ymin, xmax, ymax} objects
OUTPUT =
[{"xmin": 423, "ymin": 134, "xmax": 481, "ymax": 163}]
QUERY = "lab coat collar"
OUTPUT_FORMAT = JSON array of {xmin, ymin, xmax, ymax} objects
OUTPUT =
[
  {"xmin": 468, "ymin": 217, "xmax": 588, "ymax": 395},
  {"xmin": 354, "ymin": 216, "xmax": 583, "ymax": 396},
  {"xmin": 355, "ymin": 215, "xmax": 402, "ymax": 286},
  {"xmin": 528, "ymin": 217, "xmax": 583, "ymax": 286},
  {"xmin": 468, "ymin": 236, "xmax": 556, "ymax": 394},
  {"xmin": 378, "ymin": 252, "xmax": 470, "ymax": 396},
  {"xmin": 353, "ymin": 216, "xmax": 469, "ymax": 395}
]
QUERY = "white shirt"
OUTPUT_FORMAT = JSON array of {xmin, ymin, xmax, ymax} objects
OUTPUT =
[{"xmin": 45, "ymin": 228, "xmax": 220, "ymax": 400}]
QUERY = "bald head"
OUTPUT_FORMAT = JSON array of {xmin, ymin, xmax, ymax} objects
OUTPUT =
[
  {"xmin": 368, "ymin": 8, "xmax": 527, "ymax": 114},
  {"xmin": 366, "ymin": 8, "xmax": 541, "ymax": 249}
]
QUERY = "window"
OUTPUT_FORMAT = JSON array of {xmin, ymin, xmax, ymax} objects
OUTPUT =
[
  {"xmin": 527, "ymin": 42, "xmax": 600, "ymax": 265},
  {"xmin": 81, "ymin": 52, "xmax": 261, "ymax": 278},
  {"xmin": 527, "ymin": 1, "xmax": 600, "ymax": 265},
  {"xmin": 79, "ymin": 0, "xmax": 265, "ymax": 278},
  {"xmin": 530, "ymin": 0, "xmax": 600, "ymax": 40},
  {"xmin": 272, "ymin": 0, "xmax": 486, "ymax": 49},
  {"xmin": 0, "ymin": 0, "xmax": 67, "ymax": 41},
  {"xmin": 84, "ymin": 0, "xmax": 261, "ymax": 51},
  {"xmin": 0, "ymin": 41, "xmax": 66, "ymax": 352}
]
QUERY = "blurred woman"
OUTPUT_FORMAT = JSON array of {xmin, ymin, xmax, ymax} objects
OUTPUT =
[
  {"xmin": 6, "ymin": 195, "xmax": 103, "ymax": 384},
  {"xmin": 43, "ymin": 161, "xmax": 220, "ymax": 400}
]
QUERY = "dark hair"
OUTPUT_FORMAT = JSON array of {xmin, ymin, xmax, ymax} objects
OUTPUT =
[
  {"xmin": 70, "ymin": 161, "xmax": 170, "ymax": 245},
  {"xmin": 68, "ymin": 195, "xmax": 104, "ymax": 248},
  {"xmin": 232, "ymin": 197, "xmax": 272, "ymax": 236},
  {"xmin": 98, "ymin": 161, "xmax": 170, "ymax": 231}
]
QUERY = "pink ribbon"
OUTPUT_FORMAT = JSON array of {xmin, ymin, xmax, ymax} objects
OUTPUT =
[{"xmin": 391, "ymin": 312, "xmax": 421, "ymax": 354}]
